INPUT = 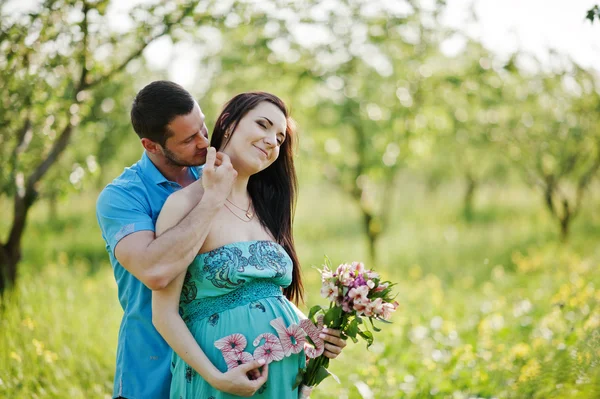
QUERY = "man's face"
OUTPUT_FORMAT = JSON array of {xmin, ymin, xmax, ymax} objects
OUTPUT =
[{"xmin": 161, "ymin": 102, "xmax": 209, "ymax": 167}]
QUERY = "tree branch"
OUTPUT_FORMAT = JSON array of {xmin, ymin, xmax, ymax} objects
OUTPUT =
[{"xmin": 85, "ymin": 3, "xmax": 197, "ymax": 90}]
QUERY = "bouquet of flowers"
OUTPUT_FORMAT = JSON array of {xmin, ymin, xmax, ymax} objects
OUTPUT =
[{"xmin": 295, "ymin": 259, "xmax": 399, "ymax": 397}]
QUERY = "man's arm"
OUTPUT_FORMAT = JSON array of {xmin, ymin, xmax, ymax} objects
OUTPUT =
[{"xmin": 113, "ymin": 148, "xmax": 235, "ymax": 290}]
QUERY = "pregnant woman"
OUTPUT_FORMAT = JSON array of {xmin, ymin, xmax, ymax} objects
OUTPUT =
[{"xmin": 152, "ymin": 92, "xmax": 346, "ymax": 398}]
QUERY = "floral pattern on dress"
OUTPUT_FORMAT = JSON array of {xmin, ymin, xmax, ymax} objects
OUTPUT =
[
  {"xmin": 202, "ymin": 246, "xmax": 248, "ymax": 289},
  {"xmin": 185, "ymin": 365, "xmax": 194, "ymax": 383},
  {"xmin": 208, "ymin": 313, "xmax": 219, "ymax": 326},
  {"xmin": 249, "ymin": 301, "xmax": 266, "ymax": 312},
  {"xmin": 181, "ymin": 271, "xmax": 197, "ymax": 304},
  {"xmin": 248, "ymin": 242, "xmax": 287, "ymax": 278}
]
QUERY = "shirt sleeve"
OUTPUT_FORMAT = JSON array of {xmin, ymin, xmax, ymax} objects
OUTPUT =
[{"xmin": 96, "ymin": 184, "xmax": 156, "ymax": 253}]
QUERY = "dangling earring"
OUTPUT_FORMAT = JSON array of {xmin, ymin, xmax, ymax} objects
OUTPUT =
[{"xmin": 224, "ymin": 125, "xmax": 233, "ymax": 139}]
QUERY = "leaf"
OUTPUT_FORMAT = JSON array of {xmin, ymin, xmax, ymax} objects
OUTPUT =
[
  {"xmin": 587, "ymin": 6, "xmax": 600, "ymax": 22},
  {"xmin": 357, "ymin": 330, "xmax": 374, "ymax": 348},
  {"xmin": 292, "ymin": 367, "xmax": 306, "ymax": 390},
  {"xmin": 313, "ymin": 365, "xmax": 341, "ymax": 386},
  {"xmin": 346, "ymin": 318, "xmax": 360, "ymax": 340},
  {"xmin": 308, "ymin": 305, "xmax": 323, "ymax": 322},
  {"xmin": 323, "ymin": 305, "xmax": 343, "ymax": 327},
  {"xmin": 369, "ymin": 317, "xmax": 382, "ymax": 332}
]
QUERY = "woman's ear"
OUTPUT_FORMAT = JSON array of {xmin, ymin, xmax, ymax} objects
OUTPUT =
[{"xmin": 224, "ymin": 124, "xmax": 234, "ymax": 139}]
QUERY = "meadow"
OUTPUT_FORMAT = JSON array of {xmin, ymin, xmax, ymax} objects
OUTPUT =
[{"xmin": 1, "ymin": 174, "xmax": 600, "ymax": 399}]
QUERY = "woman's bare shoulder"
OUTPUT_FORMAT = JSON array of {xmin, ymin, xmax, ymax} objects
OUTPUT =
[{"xmin": 156, "ymin": 179, "xmax": 203, "ymax": 234}]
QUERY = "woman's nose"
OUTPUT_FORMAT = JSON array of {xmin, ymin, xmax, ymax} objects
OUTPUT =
[{"xmin": 263, "ymin": 133, "xmax": 276, "ymax": 147}]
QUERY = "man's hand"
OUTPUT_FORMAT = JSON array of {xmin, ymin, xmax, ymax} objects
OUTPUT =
[
  {"xmin": 201, "ymin": 147, "xmax": 237, "ymax": 204},
  {"xmin": 320, "ymin": 327, "xmax": 347, "ymax": 359}
]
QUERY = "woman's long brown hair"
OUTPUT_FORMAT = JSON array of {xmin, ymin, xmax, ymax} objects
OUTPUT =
[{"xmin": 210, "ymin": 92, "xmax": 304, "ymax": 305}]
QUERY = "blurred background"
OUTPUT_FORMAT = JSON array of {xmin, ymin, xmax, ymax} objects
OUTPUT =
[{"xmin": 1, "ymin": 0, "xmax": 600, "ymax": 398}]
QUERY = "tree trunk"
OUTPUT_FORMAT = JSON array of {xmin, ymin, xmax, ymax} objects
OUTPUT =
[
  {"xmin": 559, "ymin": 202, "xmax": 571, "ymax": 243},
  {"xmin": 360, "ymin": 210, "xmax": 378, "ymax": 264},
  {"xmin": 463, "ymin": 173, "xmax": 476, "ymax": 221},
  {"xmin": 0, "ymin": 190, "xmax": 34, "ymax": 296},
  {"xmin": 0, "ymin": 243, "xmax": 19, "ymax": 296},
  {"xmin": 48, "ymin": 193, "xmax": 58, "ymax": 223},
  {"xmin": 560, "ymin": 218, "xmax": 570, "ymax": 242}
]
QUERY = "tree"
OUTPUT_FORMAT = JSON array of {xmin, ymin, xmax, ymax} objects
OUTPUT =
[
  {"xmin": 239, "ymin": 0, "xmax": 446, "ymax": 262},
  {"xmin": 500, "ymin": 56, "xmax": 600, "ymax": 240},
  {"xmin": 433, "ymin": 40, "xmax": 510, "ymax": 220},
  {"xmin": 0, "ymin": 0, "xmax": 216, "ymax": 294},
  {"xmin": 162, "ymin": 0, "xmax": 447, "ymax": 262}
]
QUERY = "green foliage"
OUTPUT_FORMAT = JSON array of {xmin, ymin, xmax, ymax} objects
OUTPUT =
[
  {"xmin": 2, "ymin": 180, "xmax": 600, "ymax": 397},
  {"xmin": 587, "ymin": 5, "xmax": 600, "ymax": 23},
  {"xmin": 498, "ymin": 58, "xmax": 600, "ymax": 239}
]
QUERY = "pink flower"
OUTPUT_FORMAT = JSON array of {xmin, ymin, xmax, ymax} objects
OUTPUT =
[
  {"xmin": 270, "ymin": 317, "xmax": 307, "ymax": 357},
  {"xmin": 300, "ymin": 315, "xmax": 325, "ymax": 359},
  {"xmin": 368, "ymin": 297, "xmax": 385, "ymax": 317},
  {"xmin": 381, "ymin": 301, "xmax": 399, "ymax": 320},
  {"xmin": 367, "ymin": 279, "xmax": 375, "ymax": 289},
  {"xmin": 214, "ymin": 333, "xmax": 247, "ymax": 354},
  {"xmin": 222, "ymin": 349, "xmax": 254, "ymax": 370},
  {"xmin": 350, "ymin": 261, "xmax": 366, "ymax": 275},
  {"xmin": 362, "ymin": 299, "xmax": 375, "ymax": 317},
  {"xmin": 366, "ymin": 270, "xmax": 380, "ymax": 280},
  {"xmin": 353, "ymin": 297, "xmax": 370, "ymax": 315},
  {"xmin": 320, "ymin": 265, "xmax": 334, "ymax": 281},
  {"xmin": 320, "ymin": 280, "xmax": 338, "ymax": 302},
  {"xmin": 348, "ymin": 285, "xmax": 370, "ymax": 302},
  {"xmin": 341, "ymin": 298, "xmax": 353, "ymax": 313},
  {"xmin": 374, "ymin": 282, "xmax": 388, "ymax": 293},
  {"xmin": 336, "ymin": 264, "xmax": 355, "ymax": 286}
]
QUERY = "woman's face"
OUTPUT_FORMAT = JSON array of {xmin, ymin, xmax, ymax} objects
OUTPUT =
[{"xmin": 221, "ymin": 101, "xmax": 287, "ymax": 176}]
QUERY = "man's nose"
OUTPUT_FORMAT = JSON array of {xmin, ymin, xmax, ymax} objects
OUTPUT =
[{"xmin": 196, "ymin": 130, "xmax": 209, "ymax": 147}]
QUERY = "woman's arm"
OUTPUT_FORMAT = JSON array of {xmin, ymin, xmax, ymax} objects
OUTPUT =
[
  {"xmin": 114, "ymin": 149, "xmax": 235, "ymax": 290},
  {"xmin": 152, "ymin": 193, "xmax": 268, "ymax": 396}
]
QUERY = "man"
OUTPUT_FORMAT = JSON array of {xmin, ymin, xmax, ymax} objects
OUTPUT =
[
  {"xmin": 96, "ymin": 81, "xmax": 248, "ymax": 398},
  {"xmin": 97, "ymin": 81, "xmax": 345, "ymax": 398}
]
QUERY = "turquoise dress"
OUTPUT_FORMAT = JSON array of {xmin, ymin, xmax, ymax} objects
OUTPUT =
[{"xmin": 170, "ymin": 240, "xmax": 306, "ymax": 399}]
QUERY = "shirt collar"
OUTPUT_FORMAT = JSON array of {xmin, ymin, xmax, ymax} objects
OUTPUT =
[
  {"xmin": 139, "ymin": 151, "xmax": 203, "ymax": 186},
  {"xmin": 139, "ymin": 151, "xmax": 169, "ymax": 186}
]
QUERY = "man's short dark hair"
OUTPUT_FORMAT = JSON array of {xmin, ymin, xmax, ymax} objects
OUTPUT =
[{"xmin": 130, "ymin": 81, "xmax": 195, "ymax": 146}]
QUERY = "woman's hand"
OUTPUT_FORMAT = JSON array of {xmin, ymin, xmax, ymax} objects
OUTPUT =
[
  {"xmin": 212, "ymin": 359, "xmax": 269, "ymax": 397},
  {"xmin": 320, "ymin": 327, "xmax": 347, "ymax": 359}
]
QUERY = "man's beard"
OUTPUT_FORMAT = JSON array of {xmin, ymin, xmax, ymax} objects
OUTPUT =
[{"xmin": 162, "ymin": 146, "xmax": 204, "ymax": 167}]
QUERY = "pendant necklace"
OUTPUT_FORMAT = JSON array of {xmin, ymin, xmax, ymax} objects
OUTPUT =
[{"xmin": 225, "ymin": 197, "xmax": 254, "ymax": 222}]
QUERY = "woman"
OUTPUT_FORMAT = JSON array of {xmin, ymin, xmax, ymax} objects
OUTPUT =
[{"xmin": 152, "ymin": 92, "xmax": 346, "ymax": 398}]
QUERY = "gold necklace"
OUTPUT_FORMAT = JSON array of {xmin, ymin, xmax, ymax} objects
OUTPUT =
[
  {"xmin": 226, "ymin": 197, "xmax": 254, "ymax": 219},
  {"xmin": 224, "ymin": 199, "xmax": 254, "ymax": 222}
]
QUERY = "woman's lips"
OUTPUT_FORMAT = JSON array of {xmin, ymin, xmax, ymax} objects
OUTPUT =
[{"xmin": 253, "ymin": 145, "xmax": 268, "ymax": 158}]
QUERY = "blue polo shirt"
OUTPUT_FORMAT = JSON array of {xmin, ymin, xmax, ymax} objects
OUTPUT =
[{"xmin": 96, "ymin": 151, "xmax": 202, "ymax": 399}]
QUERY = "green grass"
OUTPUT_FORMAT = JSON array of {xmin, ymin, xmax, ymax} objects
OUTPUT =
[{"xmin": 1, "ymin": 178, "xmax": 600, "ymax": 398}]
